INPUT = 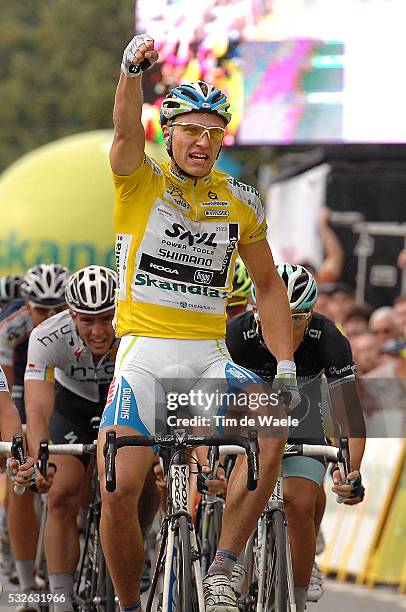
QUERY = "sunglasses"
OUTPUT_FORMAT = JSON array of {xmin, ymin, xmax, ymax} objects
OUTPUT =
[
  {"xmin": 173, "ymin": 122, "xmax": 225, "ymax": 143},
  {"xmin": 291, "ymin": 311, "xmax": 312, "ymax": 324},
  {"xmin": 29, "ymin": 301, "xmax": 66, "ymax": 315}
]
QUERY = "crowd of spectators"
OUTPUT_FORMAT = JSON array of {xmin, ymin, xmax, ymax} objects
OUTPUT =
[{"xmin": 313, "ymin": 276, "xmax": 406, "ymax": 437}]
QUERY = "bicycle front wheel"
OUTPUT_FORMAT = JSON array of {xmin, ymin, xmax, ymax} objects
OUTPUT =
[{"xmin": 260, "ymin": 509, "xmax": 289, "ymax": 612}]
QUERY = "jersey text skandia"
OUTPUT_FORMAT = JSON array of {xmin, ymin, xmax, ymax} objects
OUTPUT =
[{"xmin": 113, "ymin": 157, "xmax": 267, "ymax": 339}]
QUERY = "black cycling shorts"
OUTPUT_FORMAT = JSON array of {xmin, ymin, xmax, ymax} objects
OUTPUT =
[{"xmin": 49, "ymin": 383, "xmax": 106, "ymax": 468}]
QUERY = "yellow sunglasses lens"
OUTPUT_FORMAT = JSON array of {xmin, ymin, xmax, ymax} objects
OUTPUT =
[{"xmin": 179, "ymin": 124, "xmax": 224, "ymax": 142}]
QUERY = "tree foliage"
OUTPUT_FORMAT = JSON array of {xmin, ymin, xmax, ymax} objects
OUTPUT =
[{"xmin": 0, "ymin": 0, "xmax": 136, "ymax": 171}]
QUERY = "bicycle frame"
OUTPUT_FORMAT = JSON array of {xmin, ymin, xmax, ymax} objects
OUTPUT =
[
  {"xmin": 255, "ymin": 475, "xmax": 296, "ymax": 612},
  {"xmin": 161, "ymin": 450, "xmax": 205, "ymax": 612},
  {"xmin": 104, "ymin": 429, "xmax": 259, "ymax": 612},
  {"xmin": 221, "ymin": 439, "xmax": 350, "ymax": 612}
]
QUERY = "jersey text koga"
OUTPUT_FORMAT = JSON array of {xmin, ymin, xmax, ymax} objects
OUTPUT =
[{"xmin": 114, "ymin": 157, "xmax": 267, "ymax": 339}]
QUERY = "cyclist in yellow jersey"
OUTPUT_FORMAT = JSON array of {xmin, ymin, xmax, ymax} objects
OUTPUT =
[{"xmin": 98, "ymin": 34, "xmax": 300, "ymax": 612}]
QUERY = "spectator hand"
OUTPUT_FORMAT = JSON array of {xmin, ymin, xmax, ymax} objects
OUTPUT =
[
  {"xmin": 121, "ymin": 34, "xmax": 159, "ymax": 77},
  {"xmin": 317, "ymin": 207, "xmax": 331, "ymax": 229},
  {"xmin": 397, "ymin": 249, "xmax": 406, "ymax": 270}
]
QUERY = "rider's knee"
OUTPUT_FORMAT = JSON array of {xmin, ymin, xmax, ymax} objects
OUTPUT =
[
  {"xmin": 100, "ymin": 476, "xmax": 143, "ymax": 514},
  {"xmin": 48, "ymin": 485, "xmax": 81, "ymax": 521},
  {"xmin": 284, "ymin": 490, "xmax": 317, "ymax": 522}
]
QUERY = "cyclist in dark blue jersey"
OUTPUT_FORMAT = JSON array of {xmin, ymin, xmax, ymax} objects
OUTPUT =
[{"xmin": 226, "ymin": 264, "xmax": 366, "ymax": 612}]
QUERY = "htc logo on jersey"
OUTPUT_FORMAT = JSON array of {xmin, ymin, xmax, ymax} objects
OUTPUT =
[{"xmin": 150, "ymin": 263, "xmax": 179, "ymax": 275}]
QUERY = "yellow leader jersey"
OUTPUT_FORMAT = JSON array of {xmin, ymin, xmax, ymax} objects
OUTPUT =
[{"xmin": 113, "ymin": 156, "xmax": 267, "ymax": 340}]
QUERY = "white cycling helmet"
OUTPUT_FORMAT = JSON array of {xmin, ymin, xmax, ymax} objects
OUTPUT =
[
  {"xmin": 251, "ymin": 264, "xmax": 318, "ymax": 311},
  {"xmin": 0, "ymin": 274, "xmax": 24, "ymax": 303},
  {"xmin": 20, "ymin": 264, "xmax": 69, "ymax": 306},
  {"xmin": 276, "ymin": 264, "xmax": 318, "ymax": 311},
  {"xmin": 65, "ymin": 266, "xmax": 117, "ymax": 314}
]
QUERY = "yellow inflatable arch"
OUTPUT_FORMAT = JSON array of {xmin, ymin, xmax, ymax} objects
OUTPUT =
[{"xmin": 0, "ymin": 130, "xmax": 168, "ymax": 275}]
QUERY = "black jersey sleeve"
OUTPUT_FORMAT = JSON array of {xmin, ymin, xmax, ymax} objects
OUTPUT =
[
  {"xmin": 225, "ymin": 311, "xmax": 257, "ymax": 368},
  {"xmin": 319, "ymin": 319, "xmax": 356, "ymax": 387}
]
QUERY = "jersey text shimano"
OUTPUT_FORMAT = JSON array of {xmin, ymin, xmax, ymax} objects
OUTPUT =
[{"xmin": 114, "ymin": 157, "xmax": 267, "ymax": 339}]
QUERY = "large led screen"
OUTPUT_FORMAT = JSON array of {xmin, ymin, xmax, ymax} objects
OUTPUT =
[{"xmin": 137, "ymin": 0, "xmax": 406, "ymax": 144}]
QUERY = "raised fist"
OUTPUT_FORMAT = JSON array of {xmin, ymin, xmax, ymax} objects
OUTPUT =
[{"xmin": 121, "ymin": 34, "xmax": 159, "ymax": 77}]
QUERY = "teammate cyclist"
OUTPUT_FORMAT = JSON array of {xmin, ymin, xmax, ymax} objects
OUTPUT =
[
  {"xmin": 0, "ymin": 263, "xmax": 69, "ymax": 600},
  {"xmin": 226, "ymin": 264, "xmax": 366, "ymax": 612},
  {"xmin": 97, "ymin": 34, "xmax": 299, "ymax": 612},
  {"xmin": 24, "ymin": 266, "xmax": 118, "ymax": 611},
  {"xmin": 227, "ymin": 257, "xmax": 252, "ymax": 320}
]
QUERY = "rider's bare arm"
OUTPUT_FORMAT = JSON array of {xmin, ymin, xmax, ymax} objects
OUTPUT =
[
  {"xmin": 1, "ymin": 365, "xmax": 14, "ymax": 389},
  {"xmin": 110, "ymin": 75, "xmax": 145, "ymax": 176},
  {"xmin": 239, "ymin": 239, "xmax": 293, "ymax": 362},
  {"xmin": 330, "ymin": 381, "xmax": 366, "ymax": 469},
  {"xmin": 25, "ymin": 379, "xmax": 54, "ymax": 459},
  {"xmin": 0, "ymin": 391, "xmax": 23, "ymax": 441},
  {"xmin": 110, "ymin": 37, "xmax": 158, "ymax": 176},
  {"xmin": 316, "ymin": 208, "xmax": 344, "ymax": 284}
]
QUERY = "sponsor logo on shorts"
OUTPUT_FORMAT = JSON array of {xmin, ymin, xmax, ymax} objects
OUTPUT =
[
  {"xmin": 328, "ymin": 364, "xmax": 352, "ymax": 375},
  {"xmin": 227, "ymin": 367, "xmax": 249, "ymax": 382}
]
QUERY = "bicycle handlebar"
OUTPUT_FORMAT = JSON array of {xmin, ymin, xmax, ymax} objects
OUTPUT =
[
  {"xmin": 219, "ymin": 441, "xmax": 346, "ymax": 462},
  {"xmin": 46, "ymin": 443, "xmax": 96, "ymax": 455},
  {"xmin": 103, "ymin": 429, "xmax": 260, "ymax": 493},
  {"xmin": 219, "ymin": 439, "xmax": 351, "ymax": 502}
]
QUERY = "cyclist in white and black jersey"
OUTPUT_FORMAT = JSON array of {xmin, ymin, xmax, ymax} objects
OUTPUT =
[
  {"xmin": 226, "ymin": 264, "xmax": 366, "ymax": 612},
  {"xmin": 23, "ymin": 266, "xmax": 119, "ymax": 612},
  {"xmin": 0, "ymin": 264, "xmax": 69, "ymax": 604}
]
